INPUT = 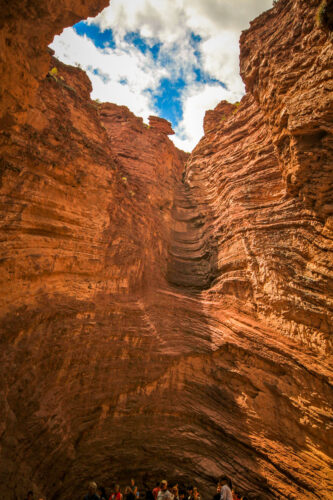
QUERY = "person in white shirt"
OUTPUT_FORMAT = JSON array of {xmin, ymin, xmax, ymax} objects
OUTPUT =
[
  {"xmin": 219, "ymin": 476, "xmax": 232, "ymax": 500},
  {"xmin": 157, "ymin": 481, "xmax": 173, "ymax": 500}
]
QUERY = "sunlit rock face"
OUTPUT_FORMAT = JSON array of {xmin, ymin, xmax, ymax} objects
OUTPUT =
[
  {"xmin": 0, "ymin": 1, "xmax": 332, "ymax": 500},
  {"xmin": 240, "ymin": 0, "xmax": 333, "ymax": 221},
  {"xmin": 0, "ymin": 0, "xmax": 109, "ymax": 123}
]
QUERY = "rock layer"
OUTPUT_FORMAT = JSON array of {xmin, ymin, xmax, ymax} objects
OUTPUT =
[
  {"xmin": 240, "ymin": 0, "xmax": 333, "ymax": 219},
  {"xmin": 0, "ymin": 1, "xmax": 332, "ymax": 499}
]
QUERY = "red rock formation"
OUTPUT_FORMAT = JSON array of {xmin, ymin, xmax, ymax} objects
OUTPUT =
[
  {"xmin": 203, "ymin": 101, "xmax": 236, "ymax": 135},
  {"xmin": 148, "ymin": 116, "xmax": 175, "ymax": 135},
  {"xmin": 0, "ymin": 0, "xmax": 108, "ymax": 125},
  {"xmin": 0, "ymin": 0, "xmax": 332, "ymax": 499},
  {"xmin": 186, "ymin": 88, "xmax": 332, "ymax": 353},
  {"xmin": 240, "ymin": 0, "xmax": 333, "ymax": 218}
]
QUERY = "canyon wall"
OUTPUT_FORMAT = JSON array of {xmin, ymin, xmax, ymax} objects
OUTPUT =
[{"xmin": 0, "ymin": 1, "xmax": 332, "ymax": 499}]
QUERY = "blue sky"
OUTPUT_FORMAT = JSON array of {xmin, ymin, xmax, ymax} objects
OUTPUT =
[
  {"xmin": 51, "ymin": 0, "xmax": 273, "ymax": 151},
  {"xmin": 73, "ymin": 21, "xmax": 191, "ymax": 125}
]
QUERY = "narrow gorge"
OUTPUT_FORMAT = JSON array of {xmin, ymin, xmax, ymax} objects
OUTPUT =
[{"xmin": 0, "ymin": 0, "xmax": 332, "ymax": 499}]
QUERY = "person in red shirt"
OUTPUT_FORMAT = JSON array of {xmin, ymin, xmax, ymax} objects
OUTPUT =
[
  {"xmin": 109, "ymin": 485, "xmax": 123, "ymax": 500},
  {"xmin": 152, "ymin": 483, "xmax": 160, "ymax": 500}
]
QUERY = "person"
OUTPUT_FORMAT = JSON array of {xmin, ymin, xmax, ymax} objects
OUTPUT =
[
  {"xmin": 110, "ymin": 484, "xmax": 123, "ymax": 500},
  {"xmin": 152, "ymin": 483, "xmax": 160, "ymax": 500},
  {"xmin": 98, "ymin": 487, "xmax": 108, "ymax": 500},
  {"xmin": 218, "ymin": 477, "xmax": 232, "ymax": 500},
  {"xmin": 125, "ymin": 486, "xmax": 136, "ymax": 500},
  {"xmin": 24, "ymin": 492, "xmax": 34, "ymax": 500},
  {"xmin": 130, "ymin": 479, "xmax": 139, "ymax": 499},
  {"xmin": 171, "ymin": 486, "xmax": 179, "ymax": 500},
  {"xmin": 84, "ymin": 482, "xmax": 100, "ymax": 500},
  {"xmin": 186, "ymin": 486, "xmax": 193, "ymax": 500},
  {"xmin": 232, "ymin": 491, "xmax": 241, "ymax": 500},
  {"xmin": 145, "ymin": 486, "xmax": 155, "ymax": 500},
  {"xmin": 178, "ymin": 490, "xmax": 186, "ymax": 500},
  {"xmin": 192, "ymin": 487, "xmax": 201, "ymax": 500},
  {"xmin": 157, "ymin": 481, "xmax": 173, "ymax": 500}
]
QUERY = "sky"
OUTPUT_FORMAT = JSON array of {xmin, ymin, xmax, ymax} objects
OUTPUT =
[{"xmin": 50, "ymin": 0, "xmax": 273, "ymax": 151}]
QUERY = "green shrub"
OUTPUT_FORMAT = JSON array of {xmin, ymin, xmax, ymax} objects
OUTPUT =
[
  {"xmin": 316, "ymin": 0, "xmax": 332, "ymax": 30},
  {"xmin": 48, "ymin": 66, "xmax": 59, "ymax": 81},
  {"xmin": 232, "ymin": 101, "xmax": 241, "ymax": 114}
]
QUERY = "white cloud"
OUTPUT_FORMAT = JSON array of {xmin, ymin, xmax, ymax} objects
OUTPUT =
[
  {"xmin": 51, "ymin": 27, "xmax": 163, "ymax": 120},
  {"xmin": 200, "ymin": 32, "xmax": 244, "ymax": 95},
  {"xmin": 50, "ymin": 0, "xmax": 273, "ymax": 151},
  {"xmin": 172, "ymin": 84, "xmax": 236, "ymax": 152}
]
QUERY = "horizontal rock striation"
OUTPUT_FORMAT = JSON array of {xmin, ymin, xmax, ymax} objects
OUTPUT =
[
  {"xmin": 240, "ymin": 0, "xmax": 333, "ymax": 219},
  {"xmin": 0, "ymin": 0, "xmax": 332, "ymax": 499},
  {"xmin": 185, "ymin": 91, "xmax": 332, "ymax": 353},
  {"xmin": 148, "ymin": 116, "xmax": 175, "ymax": 135},
  {"xmin": 0, "ymin": 0, "xmax": 108, "ymax": 123}
]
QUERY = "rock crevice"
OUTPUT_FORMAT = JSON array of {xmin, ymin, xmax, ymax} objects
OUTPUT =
[{"xmin": 0, "ymin": 1, "xmax": 332, "ymax": 499}]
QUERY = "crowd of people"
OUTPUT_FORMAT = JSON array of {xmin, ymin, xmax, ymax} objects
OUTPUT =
[
  {"xmin": 80, "ymin": 476, "xmax": 249, "ymax": 500},
  {"xmin": 24, "ymin": 476, "xmax": 250, "ymax": 500}
]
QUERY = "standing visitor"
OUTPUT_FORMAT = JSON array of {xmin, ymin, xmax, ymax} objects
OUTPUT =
[
  {"xmin": 130, "ymin": 479, "xmax": 139, "ymax": 499},
  {"xmin": 212, "ymin": 484, "xmax": 220, "ymax": 500},
  {"xmin": 218, "ymin": 477, "xmax": 232, "ymax": 500},
  {"xmin": 98, "ymin": 486, "xmax": 108, "ymax": 500},
  {"xmin": 186, "ymin": 486, "xmax": 193, "ymax": 500},
  {"xmin": 145, "ymin": 485, "xmax": 155, "ymax": 500},
  {"xmin": 84, "ymin": 482, "xmax": 100, "ymax": 500},
  {"xmin": 153, "ymin": 483, "xmax": 160, "ymax": 500},
  {"xmin": 125, "ymin": 486, "xmax": 136, "ymax": 500},
  {"xmin": 193, "ymin": 487, "xmax": 201, "ymax": 500},
  {"xmin": 157, "ymin": 481, "xmax": 173, "ymax": 500},
  {"xmin": 110, "ymin": 484, "xmax": 123, "ymax": 500},
  {"xmin": 171, "ymin": 485, "xmax": 179, "ymax": 500}
]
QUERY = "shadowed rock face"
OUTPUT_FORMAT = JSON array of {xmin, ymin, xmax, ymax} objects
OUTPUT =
[{"xmin": 0, "ymin": 1, "xmax": 332, "ymax": 499}]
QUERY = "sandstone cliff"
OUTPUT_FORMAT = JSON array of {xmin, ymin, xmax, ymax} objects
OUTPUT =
[{"xmin": 0, "ymin": 1, "xmax": 332, "ymax": 499}]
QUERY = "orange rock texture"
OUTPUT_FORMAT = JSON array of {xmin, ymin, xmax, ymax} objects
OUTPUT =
[{"xmin": 0, "ymin": 0, "xmax": 332, "ymax": 499}]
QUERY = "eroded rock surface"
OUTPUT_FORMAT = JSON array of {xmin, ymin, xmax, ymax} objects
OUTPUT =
[
  {"xmin": 240, "ymin": 0, "xmax": 333, "ymax": 218},
  {"xmin": 0, "ymin": 0, "xmax": 332, "ymax": 499},
  {"xmin": 0, "ymin": 0, "xmax": 108, "ymax": 123}
]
